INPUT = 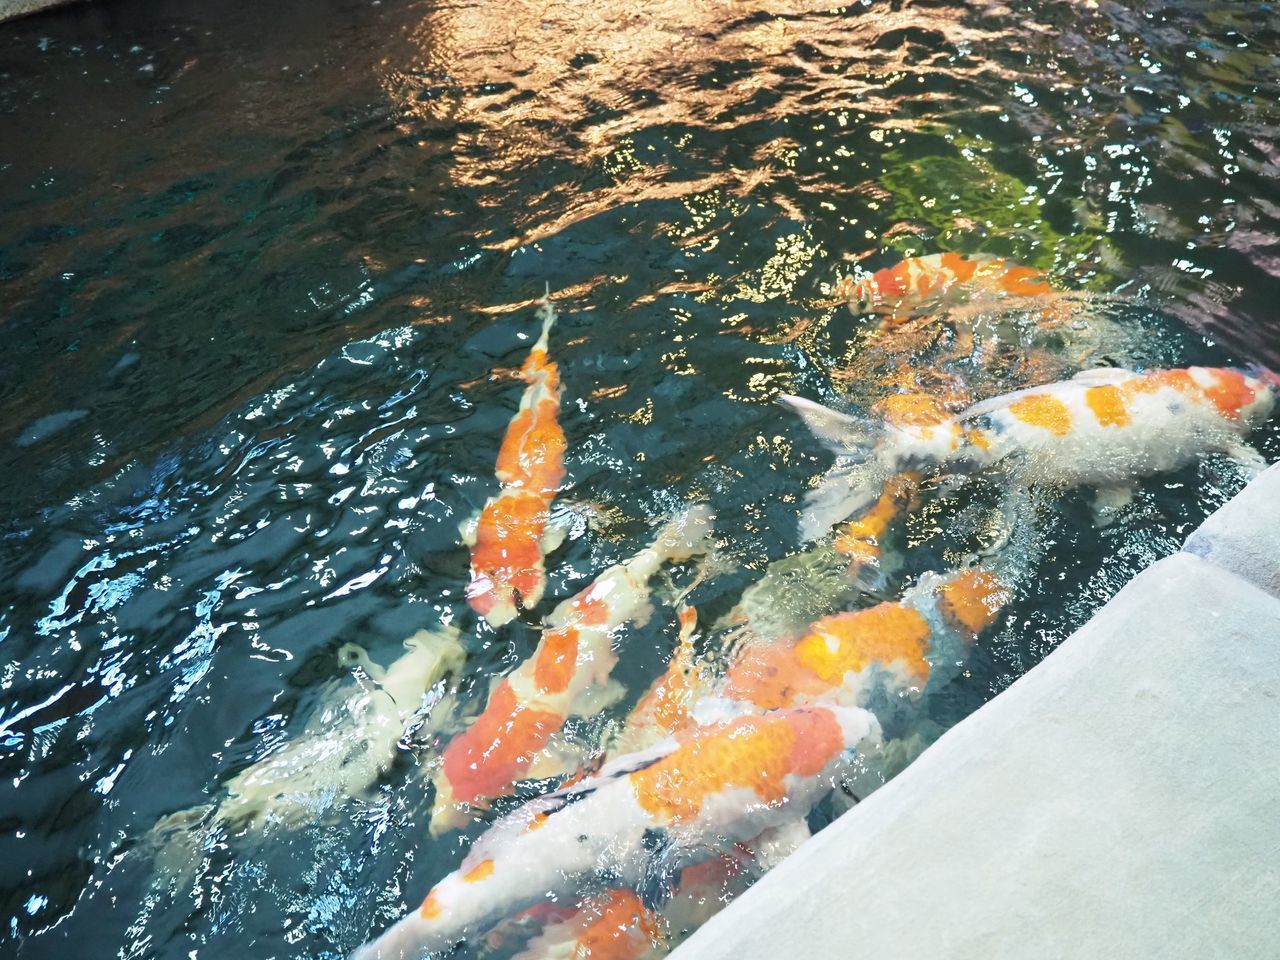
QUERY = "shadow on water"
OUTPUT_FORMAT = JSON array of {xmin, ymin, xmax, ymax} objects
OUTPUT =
[{"xmin": 1, "ymin": 0, "xmax": 1278, "ymax": 956}]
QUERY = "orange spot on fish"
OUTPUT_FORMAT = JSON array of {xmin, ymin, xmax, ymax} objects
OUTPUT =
[
  {"xmin": 571, "ymin": 890, "xmax": 660, "ymax": 960},
  {"xmin": 1085, "ymin": 385, "xmax": 1130, "ymax": 427},
  {"xmin": 440, "ymin": 681, "xmax": 564, "ymax": 805},
  {"xmin": 630, "ymin": 711, "xmax": 844, "ymax": 823},
  {"xmin": 939, "ymin": 251, "xmax": 979, "ymax": 283},
  {"xmin": 420, "ymin": 889, "xmax": 443, "ymax": 920},
  {"xmin": 534, "ymin": 627, "xmax": 580, "ymax": 695},
  {"xmin": 569, "ymin": 591, "xmax": 613, "ymax": 628},
  {"xmin": 1008, "ymin": 394, "xmax": 1072, "ymax": 436},
  {"xmin": 796, "ymin": 603, "xmax": 932, "ymax": 686},
  {"xmin": 463, "ymin": 859, "xmax": 495, "ymax": 884},
  {"xmin": 935, "ymin": 569, "xmax": 1009, "ymax": 636},
  {"xmin": 1202, "ymin": 368, "xmax": 1256, "ymax": 421}
]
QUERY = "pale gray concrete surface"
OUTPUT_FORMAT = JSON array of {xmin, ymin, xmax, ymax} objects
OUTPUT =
[
  {"xmin": 674, "ymin": 464, "xmax": 1280, "ymax": 960},
  {"xmin": 0, "ymin": 0, "xmax": 78, "ymax": 23},
  {"xmin": 1185, "ymin": 464, "xmax": 1280, "ymax": 599}
]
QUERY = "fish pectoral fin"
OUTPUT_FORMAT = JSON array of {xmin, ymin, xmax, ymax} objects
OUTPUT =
[
  {"xmin": 572, "ymin": 677, "xmax": 627, "ymax": 716},
  {"xmin": 638, "ymin": 828, "xmax": 682, "ymax": 913},
  {"xmin": 1221, "ymin": 441, "xmax": 1268, "ymax": 479},
  {"xmin": 540, "ymin": 510, "xmax": 575, "ymax": 554},
  {"xmin": 748, "ymin": 819, "xmax": 812, "ymax": 872},
  {"xmin": 458, "ymin": 511, "xmax": 481, "ymax": 548},
  {"xmin": 1091, "ymin": 483, "xmax": 1135, "ymax": 526}
]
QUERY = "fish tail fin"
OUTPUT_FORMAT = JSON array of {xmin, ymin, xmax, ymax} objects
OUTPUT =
[
  {"xmin": 798, "ymin": 459, "xmax": 887, "ymax": 544},
  {"xmin": 533, "ymin": 286, "xmax": 558, "ymax": 353},
  {"xmin": 777, "ymin": 394, "xmax": 878, "ymax": 457},
  {"xmin": 653, "ymin": 504, "xmax": 716, "ymax": 563},
  {"xmin": 403, "ymin": 625, "xmax": 467, "ymax": 684},
  {"xmin": 778, "ymin": 394, "xmax": 890, "ymax": 543}
]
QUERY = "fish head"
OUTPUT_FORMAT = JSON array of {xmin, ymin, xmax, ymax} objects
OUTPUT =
[
  {"xmin": 1243, "ymin": 364, "xmax": 1280, "ymax": 425},
  {"xmin": 848, "ymin": 276, "xmax": 878, "ymax": 313}
]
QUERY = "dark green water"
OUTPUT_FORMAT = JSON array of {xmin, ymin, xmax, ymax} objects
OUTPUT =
[{"xmin": 2, "ymin": 0, "xmax": 1278, "ymax": 956}]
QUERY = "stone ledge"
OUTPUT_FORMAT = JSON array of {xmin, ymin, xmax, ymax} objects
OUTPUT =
[
  {"xmin": 1185, "ymin": 462, "xmax": 1280, "ymax": 599},
  {"xmin": 0, "ymin": 0, "xmax": 79, "ymax": 24},
  {"xmin": 673, "ymin": 485, "xmax": 1280, "ymax": 960}
]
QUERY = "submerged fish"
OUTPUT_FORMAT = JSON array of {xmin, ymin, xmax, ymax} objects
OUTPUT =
[
  {"xmin": 721, "ymin": 567, "xmax": 1009, "ymax": 712},
  {"xmin": 839, "ymin": 252, "xmax": 1054, "ymax": 319},
  {"xmin": 465, "ymin": 296, "xmax": 567, "ymax": 627},
  {"xmin": 353, "ymin": 704, "xmax": 880, "ymax": 960},
  {"xmin": 612, "ymin": 605, "xmax": 706, "ymax": 755},
  {"xmin": 147, "ymin": 627, "xmax": 464, "ymax": 876},
  {"xmin": 432, "ymin": 507, "xmax": 715, "ymax": 834},
  {"xmin": 783, "ymin": 365, "xmax": 1278, "ymax": 539}
]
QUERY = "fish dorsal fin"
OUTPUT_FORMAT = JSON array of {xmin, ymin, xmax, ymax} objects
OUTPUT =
[
  {"xmin": 1070, "ymin": 366, "xmax": 1137, "ymax": 384},
  {"xmin": 959, "ymin": 368, "xmax": 1140, "ymax": 422}
]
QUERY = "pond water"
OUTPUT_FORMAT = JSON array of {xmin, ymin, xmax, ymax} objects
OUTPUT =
[{"xmin": 2, "ymin": 0, "xmax": 1278, "ymax": 957}]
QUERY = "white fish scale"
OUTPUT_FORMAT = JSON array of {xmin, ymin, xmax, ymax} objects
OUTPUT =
[{"xmin": 975, "ymin": 384, "xmax": 1241, "ymax": 486}]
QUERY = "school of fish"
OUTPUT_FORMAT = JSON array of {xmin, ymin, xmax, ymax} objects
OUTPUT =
[{"xmin": 139, "ymin": 257, "xmax": 1276, "ymax": 960}]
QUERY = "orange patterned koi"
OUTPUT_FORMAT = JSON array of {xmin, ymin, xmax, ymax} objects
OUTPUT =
[
  {"xmin": 721, "ymin": 568, "xmax": 1009, "ymax": 712},
  {"xmin": 512, "ymin": 889, "xmax": 662, "ymax": 960},
  {"xmin": 840, "ymin": 253, "xmax": 1053, "ymax": 319},
  {"xmin": 783, "ymin": 366, "xmax": 1276, "ymax": 536},
  {"xmin": 613, "ymin": 605, "xmax": 708, "ymax": 754},
  {"xmin": 352, "ymin": 705, "xmax": 879, "ymax": 960},
  {"xmin": 465, "ymin": 296, "xmax": 567, "ymax": 627},
  {"xmin": 433, "ymin": 507, "xmax": 715, "ymax": 834}
]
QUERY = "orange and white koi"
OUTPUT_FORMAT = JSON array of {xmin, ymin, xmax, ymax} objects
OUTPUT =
[
  {"xmin": 511, "ymin": 847, "xmax": 755, "ymax": 960},
  {"xmin": 783, "ymin": 366, "xmax": 1277, "ymax": 536},
  {"xmin": 432, "ymin": 507, "xmax": 715, "ymax": 834},
  {"xmin": 465, "ymin": 296, "xmax": 567, "ymax": 627},
  {"xmin": 612, "ymin": 606, "xmax": 707, "ymax": 755},
  {"xmin": 511, "ymin": 888, "xmax": 662, "ymax": 960},
  {"xmin": 720, "ymin": 568, "xmax": 1009, "ymax": 713},
  {"xmin": 839, "ymin": 253, "xmax": 1053, "ymax": 319},
  {"xmin": 351, "ymin": 704, "xmax": 880, "ymax": 960}
]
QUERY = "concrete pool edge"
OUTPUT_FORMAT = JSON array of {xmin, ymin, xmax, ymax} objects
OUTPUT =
[
  {"xmin": 672, "ymin": 463, "xmax": 1280, "ymax": 960},
  {"xmin": 0, "ymin": 0, "xmax": 79, "ymax": 24}
]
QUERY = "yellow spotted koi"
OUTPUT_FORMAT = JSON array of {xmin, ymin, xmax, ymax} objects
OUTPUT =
[
  {"xmin": 783, "ymin": 366, "xmax": 1277, "ymax": 537},
  {"xmin": 432, "ymin": 507, "xmax": 715, "ymax": 834},
  {"xmin": 351, "ymin": 704, "xmax": 880, "ymax": 960},
  {"xmin": 721, "ymin": 568, "xmax": 1009, "ymax": 712},
  {"xmin": 839, "ymin": 252, "xmax": 1054, "ymax": 320},
  {"xmin": 464, "ymin": 296, "xmax": 567, "ymax": 628}
]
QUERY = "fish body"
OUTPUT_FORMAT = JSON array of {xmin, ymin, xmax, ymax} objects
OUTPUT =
[
  {"xmin": 841, "ymin": 253, "xmax": 1053, "ymax": 318},
  {"xmin": 217, "ymin": 627, "xmax": 464, "ymax": 829},
  {"xmin": 353, "ymin": 704, "xmax": 880, "ymax": 960},
  {"xmin": 511, "ymin": 889, "xmax": 661, "ymax": 960},
  {"xmin": 613, "ymin": 606, "xmax": 706, "ymax": 755},
  {"xmin": 433, "ymin": 508, "xmax": 716, "ymax": 833},
  {"xmin": 721, "ymin": 568, "xmax": 1008, "ymax": 713},
  {"xmin": 785, "ymin": 366, "xmax": 1276, "ymax": 536},
  {"xmin": 467, "ymin": 298, "xmax": 567, "ymax": 627}
]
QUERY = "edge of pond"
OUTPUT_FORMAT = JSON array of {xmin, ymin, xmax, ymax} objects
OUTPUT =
[
  {"xmin": 0, "ymin": 0, "xmax": 80, "ymax": 24},
  {"xmin": 673, "ymin": 463, "xmax": 1280, "ymax": 960}
]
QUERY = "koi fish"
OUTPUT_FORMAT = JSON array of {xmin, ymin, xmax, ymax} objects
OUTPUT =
[
  {"xmin": 783, "ymin": 366, "xmax": 1277, "ymax": 538},
  {"xmin": 511, "ymin": 889, "xmax": 662, "ymax": 960},
  {"xmin": 147, "ymin": 628, "xmax": 464, "ymax": 876},
  {"xmin": 432, "ymin": 506, "xmax": 715, "ymax": 834},
  {"xmin": 839, "ymin": 253, "xmax": 1053, "ymax": 319},
  {"xmin": 612, "ymin": 605, "xmax": 707, "ymax": 755},
  {"xmin": 351, "ymin": 704, "xmax": 880, "ymax": 960},
  {"xmin": 721, "ymin": 568, "xmax": 1009, "ymax": 712},
  {"xmin": 465, "ymin": 295, "xmax": 567, "ymax": 627}
]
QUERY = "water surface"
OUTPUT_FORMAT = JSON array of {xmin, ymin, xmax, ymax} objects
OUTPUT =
[{"xmin": 2, "ymin": 0, "xmax": 1279, "ymax": 956}]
